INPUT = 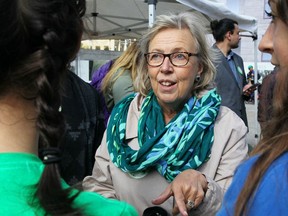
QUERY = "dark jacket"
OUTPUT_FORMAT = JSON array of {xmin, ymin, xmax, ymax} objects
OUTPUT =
[
  {"xmin": 212, "ymin": 44, "xmax": 248, "ymax": 126},
  {"xmin": 60, "ymin": 71, "xmax": 105, "ymax": 185}
]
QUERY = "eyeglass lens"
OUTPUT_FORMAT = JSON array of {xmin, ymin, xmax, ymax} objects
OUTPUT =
[{"xmin": 146, "ymin": 52, "xmax": 191, "ymax": 66}]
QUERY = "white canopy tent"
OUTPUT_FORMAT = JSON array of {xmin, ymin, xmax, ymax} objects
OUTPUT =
[
  {"xmin": 177, "ymin": 0, "xmax": 257, "ymax": 35},
  {"xmin": 84, "ymin": 0, "xmax": 257, "ymax": 40},
  {"xmin": 84, "ymin": 0, "xmax": 192, "ymax": 39}
]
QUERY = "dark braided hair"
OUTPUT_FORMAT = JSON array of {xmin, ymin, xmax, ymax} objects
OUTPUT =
[{"xmin": 0, "ymin": 0, "xmax": 86, "ymax": 215}]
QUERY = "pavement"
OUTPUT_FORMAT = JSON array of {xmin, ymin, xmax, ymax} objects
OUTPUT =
[{"xmin": 245, "ymin": 102, "xmax": 261, "ymax": 148}]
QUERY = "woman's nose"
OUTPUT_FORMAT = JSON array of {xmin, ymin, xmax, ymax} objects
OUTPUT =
[
  {"xmin": 258, "ymin": 23, "xmax": 273, "ymax": 54},
  {"xmin": 160, "ymin": 56, "xmax": 173, "ymax": 72}
]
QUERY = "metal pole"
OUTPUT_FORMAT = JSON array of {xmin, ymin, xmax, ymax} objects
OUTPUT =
[
  {"xmin": 253, "ymin": 33, "xmax": 260, "ymax": 144},
  {"xmin": 147, "ymin": 0, "xmax": 157, "ymax": 27}
]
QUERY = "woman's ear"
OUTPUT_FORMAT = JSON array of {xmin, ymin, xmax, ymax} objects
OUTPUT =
[{"xmin": 197, "ymin": 62, "xmax": 204, "ymax": 75}]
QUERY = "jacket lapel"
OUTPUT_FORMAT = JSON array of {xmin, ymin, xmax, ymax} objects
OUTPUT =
[
  {"xmin": 233, "ymin": 56, "xmax": 244, "ymax": 89},
  {"xmin": 220, "ymin": 53, "xmax": 241, "ymax": 90}
]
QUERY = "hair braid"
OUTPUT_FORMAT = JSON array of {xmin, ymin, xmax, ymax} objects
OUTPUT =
[
  {"xmin": 0, "ymin": 0, "xmax": 86, "ymax": 214},
  {"xmin": 30, "ymin": 36, "xmax": 80, "ymax": 216},
  {"xmin": 2, "ymin": 0, "xmax": 86, "ymax": 215}
]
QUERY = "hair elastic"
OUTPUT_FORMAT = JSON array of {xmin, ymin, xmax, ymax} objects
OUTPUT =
[{"xmin": 39, "ymin": 147, "xmax": 62, "ymax": 165}]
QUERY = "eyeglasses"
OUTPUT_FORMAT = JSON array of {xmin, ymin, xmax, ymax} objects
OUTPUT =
[{"xmin": 144, "ymin": 52, "xmax": 198, "ymax": 67}]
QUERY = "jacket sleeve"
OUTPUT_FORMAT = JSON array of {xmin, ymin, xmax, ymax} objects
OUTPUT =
[
  {"xmin": 82, "ymin": 130, "xmax": 118, "ymax": 199},
  {"xmin": 192, "ymin": 106, "xmax": 249, "ymax": 215}
]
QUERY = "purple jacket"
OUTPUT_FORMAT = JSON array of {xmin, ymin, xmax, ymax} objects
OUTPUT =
[{"xmin": 90, "ymin": 60, "xmax": 114, "ymax": 126}]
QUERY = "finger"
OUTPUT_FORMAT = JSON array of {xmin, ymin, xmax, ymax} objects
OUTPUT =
[
  {"xmin": 172, "ymin": 204, "xmax": 179, "ymax": 216},
  {"xmin": 152, "ymin": 185, "xmax": 173, "ymax": 205},
  {"xmin": 193, "ymin": 182, "xmax": 206, "ymax": 208},
  {"xmin": 174, "ymin": 192, "xmax": 188, "ymax": 216},
  {"xmin": 172, "ymin": 201, "xmax": 180, "ymax": 216},
  {"xmin": 173, "ymin": 204, "xmax": 188, "ymax": 216}
]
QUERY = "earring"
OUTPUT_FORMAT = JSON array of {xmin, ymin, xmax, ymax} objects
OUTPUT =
[{"xmin": 195, "ymin": 75, "xmax": 200, "ymax": 82}]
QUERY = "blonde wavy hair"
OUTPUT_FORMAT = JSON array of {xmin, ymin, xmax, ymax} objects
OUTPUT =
[{"xmin": 101, "ymin": 41, "xmax": 141, "ymax": 94}]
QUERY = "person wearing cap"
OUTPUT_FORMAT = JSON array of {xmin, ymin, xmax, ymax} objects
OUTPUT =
[{"xmin": 247, "ymin": 65, "xmax": 255, "ymax": 84}]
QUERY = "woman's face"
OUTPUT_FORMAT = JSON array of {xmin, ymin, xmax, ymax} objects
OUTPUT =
[
  {"xmin": 258, "ymin": 0, "xmax": 288, "ymax": 70},
  {"xmin": 147, "ymin": 28, "xmax": 203, "ymax": 111}
]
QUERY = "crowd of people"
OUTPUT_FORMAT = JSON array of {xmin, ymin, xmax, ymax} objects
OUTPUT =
[{"xmin": 0, "ymin": 0, "xmax": 287, "ymax": 216}]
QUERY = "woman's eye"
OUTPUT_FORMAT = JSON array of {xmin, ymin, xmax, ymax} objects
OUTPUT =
[
  {"xmin": 150, "ymin": 53, "xmax": 161, "ymax": 60},
  {"xmin": 265, "ymin": 10, "xmax": 276, "ymax": 21},
  {"xmin": 174, "ymin": 53, "xmax": 185, "ymax": 60}
]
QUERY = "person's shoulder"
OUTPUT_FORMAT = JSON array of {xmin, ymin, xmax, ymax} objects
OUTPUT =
[
  {"xmin": 236, "ymin": 152, "xmax": 288, "ymax": 179},
  {"xmin": 236, "ymin": 155, "xmax": 258, "ymax": 173},
  {"xmin": 216, "ymin": 106, "xmax": 247, "ymax": 130},
  {"xmin": 211, "ymin": 43, "xmax": 218, "ymax": 49},
  {"xmin": 232, "ymin": 52, "xmax": 244, "ymax": 63},
  {"xmin": 217, "ymin": 106, "xmax": 240, "ymax": 120},
  {"xmin": 120, "ymin": 68, "xmax": 131, "ymax": 76},
  {"xmin": 232, "ymin": 51, "xmax": 242, "ymax": 58},
  {"xmin": 265, "ymin": 152, "xmax": 288, "ymax": 176},
  {"xmin": 113, "ymin": 69, "xmax": 133, "ymax": 86},
  {"xmin": 127, "ymin": 93, "xmax": 143, "ymax": 114},
  {"xmin": 68, "ymin": 71, "xmax": 96, "ymax": 91},
  {"xmin": 68, "ymin": 71, "xmax": 86, "ymax": 84},
  {"xmin": 75, "ymin": 190, "xmax": 138, "ymax": 216},
  {"xmin": 210, "ymin": 44, "xmax": 222, "ymax": 56},
  {"xmin": 213, "ymin": 106, "xmax": 248, "ymax": 152}
]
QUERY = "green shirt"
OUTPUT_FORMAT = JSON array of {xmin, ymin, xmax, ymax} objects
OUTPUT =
[{"xmin": 0, "ymin": 153, "xmax": 138, "ymax": 216}]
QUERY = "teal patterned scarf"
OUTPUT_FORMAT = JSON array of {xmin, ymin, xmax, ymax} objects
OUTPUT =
[{"xmin": 107, "ymin": 89, "xmax": 221, "ymax": 182}]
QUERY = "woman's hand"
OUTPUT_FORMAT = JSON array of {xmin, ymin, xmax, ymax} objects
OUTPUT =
[{"xmin": 152, "ymin": 169, "xmax": 208, "ymax": 216}]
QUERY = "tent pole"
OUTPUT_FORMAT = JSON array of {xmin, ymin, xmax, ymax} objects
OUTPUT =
[
  {"xmin": 92, "ymin": 0, "xmax": 97, "ymax": 32},
  {"xmin": 253, "ymin": 33, "xmax": 260, "ymax": 145},
  {"xmin": 147, "ymin": 0, "xmax": 157, "ymax": 27}
]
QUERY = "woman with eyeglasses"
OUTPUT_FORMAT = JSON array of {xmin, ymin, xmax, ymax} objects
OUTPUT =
[{"xmin": 83, "ymin": 12, "xmax": 248, "ymax": 216}]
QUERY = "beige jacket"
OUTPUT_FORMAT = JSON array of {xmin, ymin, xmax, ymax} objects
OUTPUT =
[{"xmin": 83, "ymin": 93, "xmax": 248, "ymax": 216}]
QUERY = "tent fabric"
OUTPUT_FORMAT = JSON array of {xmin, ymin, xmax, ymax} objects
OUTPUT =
[
  {"xmin": 84, "ymin": 0, "xmax": 257, "ymax": 40},
  {"xmin": 177, "ymin": 0, "xmax": 257, "ymax": 35},
  {"xmin": 84, "ymin": 0, "xmax": 191, "ymax": 39}
]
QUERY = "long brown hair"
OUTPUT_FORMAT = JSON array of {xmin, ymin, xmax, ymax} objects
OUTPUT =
[
  {"xmin": 234, "ymin": 0, "xmax": 288, "ymax": 215},
  {"xmin": 0, "ymin": 0, "xmax": 86, "ymax": 215}
]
